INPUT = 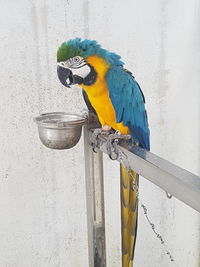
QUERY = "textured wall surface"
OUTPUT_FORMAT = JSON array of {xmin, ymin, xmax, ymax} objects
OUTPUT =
[{"xmin": 0, "ymin": 0, "xmax": 200, "ymax": 266}]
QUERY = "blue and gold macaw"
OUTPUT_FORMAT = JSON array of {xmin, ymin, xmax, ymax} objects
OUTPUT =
[{"xmin": 57, "ymin": 38, "xmax": 150, "ymax": 267}]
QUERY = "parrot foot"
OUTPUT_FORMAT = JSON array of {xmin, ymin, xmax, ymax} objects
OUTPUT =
[
  {"xmin": 106, "ymin": 131, "xmax": 131, "ymax": 160},
  {"xmin": 90, "ymin": 127, "xmax": 111, "ymax": 152},
  {"xmin": 102, "ymin": 124, "xmax": 112, "ymax": 131}
]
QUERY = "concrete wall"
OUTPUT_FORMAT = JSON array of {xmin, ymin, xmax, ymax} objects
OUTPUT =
[{"xmin": 0, "ymin": 0, "xmax": 199, "ymax": 266}]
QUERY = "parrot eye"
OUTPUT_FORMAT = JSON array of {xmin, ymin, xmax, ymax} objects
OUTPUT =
[{"xmin": 73, "ymin": 56, "xmax": 81, "ymax": 63}]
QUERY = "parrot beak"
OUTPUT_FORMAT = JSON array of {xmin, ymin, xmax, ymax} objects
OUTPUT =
[
  {"xmin": 57, "ymin": 65, "xmax": 74, "ymax": 88},
  {"xmin": 57, "ymin": 64, "xmax": 84, "ymax": 88}
]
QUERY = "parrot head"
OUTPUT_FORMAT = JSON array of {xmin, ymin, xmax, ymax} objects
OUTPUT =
[{"xmin": 57, "ymin": 38, "xmax": 123, "ymax": 87}]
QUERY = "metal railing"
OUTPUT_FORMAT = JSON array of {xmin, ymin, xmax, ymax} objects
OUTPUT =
[{"xmin": 83, "ymin": 114, "xmax": 200, "ymax": 267}]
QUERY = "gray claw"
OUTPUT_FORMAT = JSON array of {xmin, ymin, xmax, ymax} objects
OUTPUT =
[
  {"xmin": 90, "ymin": 128, "xmax": 110, "ymax": 150},
  {"xmin": 106, "ymin": 132, "xmax": 131, "ymax": 160},
  {"xmin": 106, "ymin": 134, "xmax": 119, "ymax": 160}
]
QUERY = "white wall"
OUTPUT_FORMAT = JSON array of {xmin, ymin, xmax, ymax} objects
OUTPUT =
[{"xmin": 0, "ymin": 0, "xmax": 199, "ymax": 266}]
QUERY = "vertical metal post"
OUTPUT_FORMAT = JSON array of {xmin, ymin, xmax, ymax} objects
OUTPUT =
[
  {"xmin": 84, "ymin": 116, "xmax": 106, "ymax": 267},
  {"xmin": 93, "ymin": 150, "xmax": 106, "ymax": 267}
]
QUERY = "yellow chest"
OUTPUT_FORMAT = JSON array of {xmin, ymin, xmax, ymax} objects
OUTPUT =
[{"xmin": 81, "ymin": 55, "xmax": 128, "ymax": 134}]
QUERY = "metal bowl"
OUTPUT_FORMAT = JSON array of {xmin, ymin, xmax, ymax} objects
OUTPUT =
[{"xmin": 34, "ymin": 112, "xmax": 86, "ymax": 150}]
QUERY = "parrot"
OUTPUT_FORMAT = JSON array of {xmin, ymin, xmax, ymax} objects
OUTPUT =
[{"xmin": 57, "ymin": 38, "xmax": 150, "ymax": 267}]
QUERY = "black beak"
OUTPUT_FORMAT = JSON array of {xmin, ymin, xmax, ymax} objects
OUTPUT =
[
  {"xmin": 57, "ymin": 66, "xmax": 74, "ymax": 87},
  {"xmin": 57, "ymin": 66, "xmax": 84, "ymax": 88}
]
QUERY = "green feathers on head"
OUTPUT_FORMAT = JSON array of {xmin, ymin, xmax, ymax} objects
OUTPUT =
[
  {"xmin": 57, "ymin": 38, "xmax": 124, "ymax": 66},
  {"xmin": 57, "ymin": 42, "xmax": 83, "ymax": 62}
]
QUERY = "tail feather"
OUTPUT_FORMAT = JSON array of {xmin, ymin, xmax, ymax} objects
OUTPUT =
[{"xmin": 120, "ymin": 164, "xmax": 139, "ymax": 267}]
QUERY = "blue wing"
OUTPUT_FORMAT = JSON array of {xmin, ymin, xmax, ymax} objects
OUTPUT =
[{"xmin": 106, "ymin": 66, "xmax": 150, "ymax": 150}]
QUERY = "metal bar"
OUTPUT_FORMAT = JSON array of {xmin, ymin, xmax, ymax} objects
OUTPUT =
[
  {"xmin": 93, "ymin": 150, "xmax": 106, "ymax": 267},
  {"xmin": 84, "ymin": 124, "xmax": 95, "ymax": 267},
  {"xmin": 89, "ymin": 132, "xmax": 200, "ymax": 213},
  {"xmin": 84, "ymin": 120, "xmax": 107, "ymax": 267}
]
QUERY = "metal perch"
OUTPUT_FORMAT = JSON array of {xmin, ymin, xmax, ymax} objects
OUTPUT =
[{"xmin": 34, "ymin": 111, "xmax": 200, "ymax": 267}]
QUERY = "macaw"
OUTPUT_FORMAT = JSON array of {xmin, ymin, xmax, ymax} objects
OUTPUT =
[{"xmin": 57, "ymin": 38, "xmax": 150, "ymax": 267}]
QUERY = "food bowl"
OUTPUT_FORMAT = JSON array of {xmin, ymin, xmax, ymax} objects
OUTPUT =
[{"xmin": 34, "ymin": 112, "xmax": 86, "ymax": 149}]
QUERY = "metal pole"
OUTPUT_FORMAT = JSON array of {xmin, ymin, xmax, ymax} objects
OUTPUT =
[
  {"xmin": 91, "ymin": 132, "xmax": 200, "ymax": 213},
  {"xmin": 84, "ymin": 116, "xmax": 106, "ymax": 267},
  {"xmin": 93, "ymin": 150, "xmax": 106, "ymax": 267}
]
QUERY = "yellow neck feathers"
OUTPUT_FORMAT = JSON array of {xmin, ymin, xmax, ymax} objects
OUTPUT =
[
  {"xmin": 81, "ymin": 55, "xmax": 128, "ymax": 134},
  {"xmin": 81, "ymin": 55, "xmax": 110, "ymax": 96}
]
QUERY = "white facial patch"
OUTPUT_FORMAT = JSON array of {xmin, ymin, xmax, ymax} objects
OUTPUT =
[
  {"xmin": 57, "ymin": 56, "xmax": 90, "ymax": 79},
  {"xmin": 70, "ymin": 64, "xmax": 90, "ymax": 79}
]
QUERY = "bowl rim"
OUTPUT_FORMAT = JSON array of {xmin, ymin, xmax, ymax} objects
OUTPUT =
[{"xmin": 34, "ymin": 112, "xmax": 86, "ymax": 128}]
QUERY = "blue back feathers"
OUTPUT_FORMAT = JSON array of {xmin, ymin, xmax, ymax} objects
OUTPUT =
[
  {"xmin": 62, "ymin": 38, "xmax": 150, "ymax": 150},
  {"xmin": 106, "ymin": 67, "xmax": 150, "ymax": 150}
]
